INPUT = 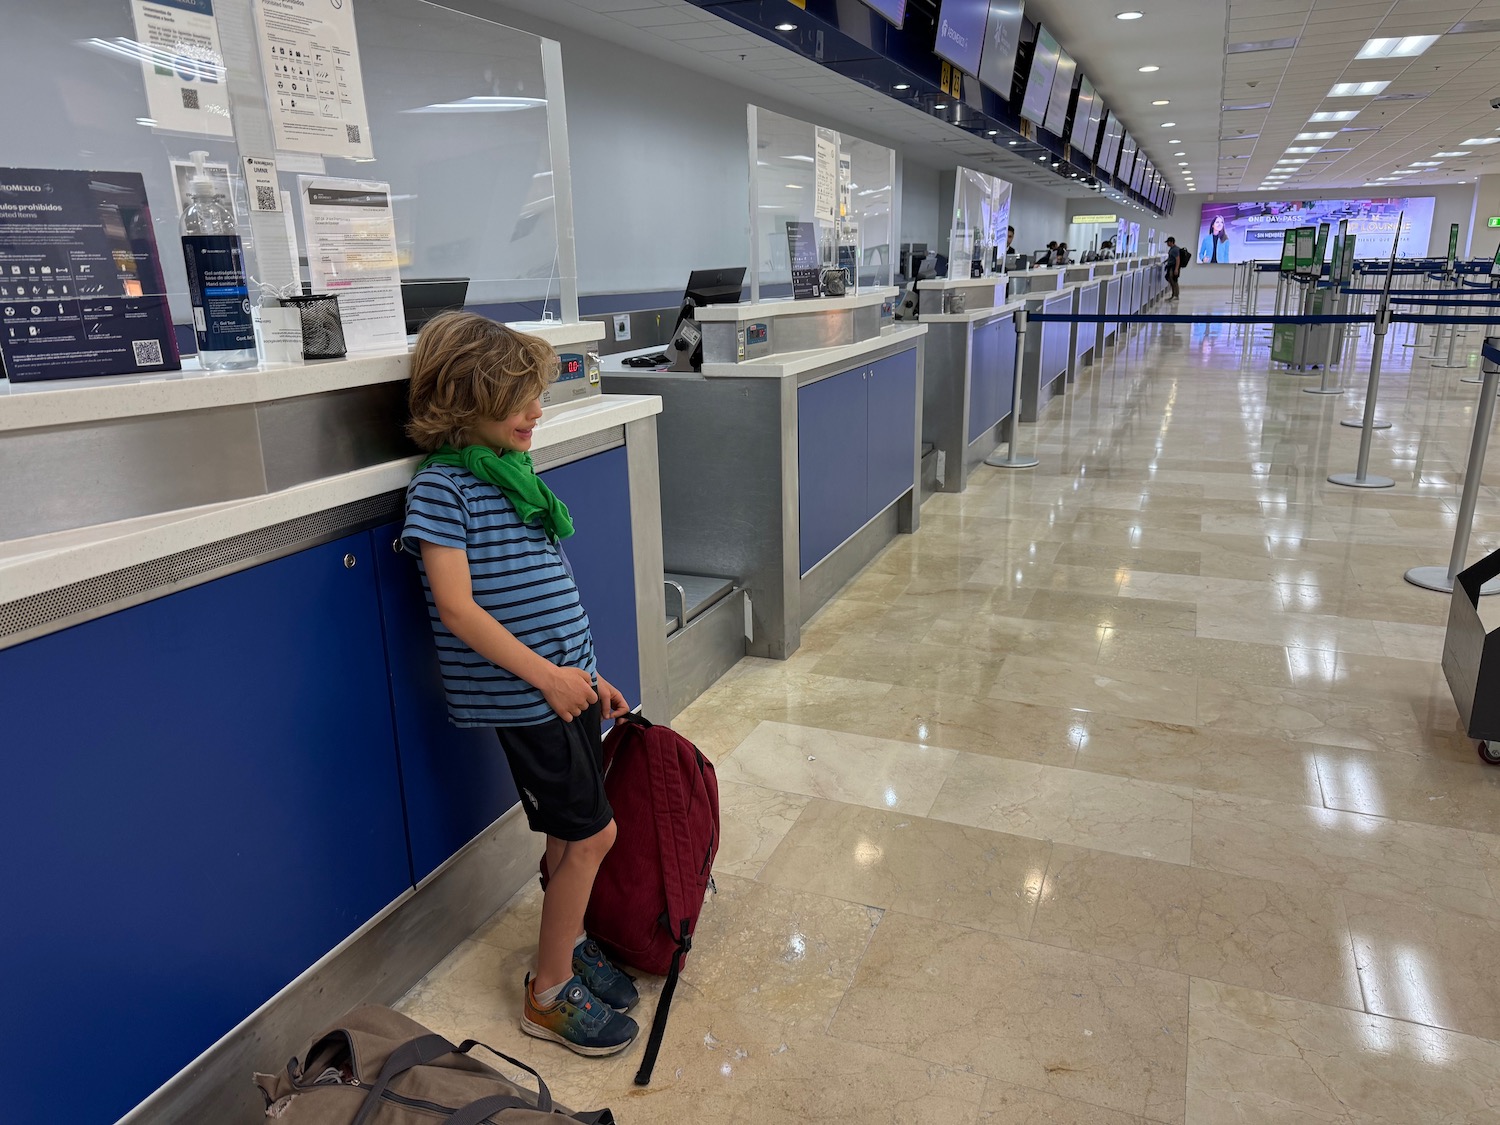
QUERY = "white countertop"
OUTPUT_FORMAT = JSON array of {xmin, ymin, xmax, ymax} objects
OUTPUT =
[
  {"xmin": 700, "ymin": 323, "xmax": 927, "ymax": 379},
  {"xmin": 915, "ymin": 276, "xmax": 1007, "ymax": 291},
  {"xmin": 694, "ymin": 287, "xmax": 898, "ymax": 322},
  {"xmin": 0, "ymin": 392, "xmax": 659, "ymax": 603},
  {"xmin": 920, "ymin": 299, "xmax": 1028, "ymax": 325},
  {"xmin": 0, "ymin": 320, "xmax": 606, "ymax": 433}
]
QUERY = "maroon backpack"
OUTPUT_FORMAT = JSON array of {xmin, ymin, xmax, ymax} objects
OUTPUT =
[{"xmin": 539, "ymin": 712, "xmax": 719, "ymax": 1086}]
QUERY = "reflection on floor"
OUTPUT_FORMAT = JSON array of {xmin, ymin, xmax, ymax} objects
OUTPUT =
[{"xmin": 398, "ymin": 283, "xmax": 1500, "ymax": 1123}]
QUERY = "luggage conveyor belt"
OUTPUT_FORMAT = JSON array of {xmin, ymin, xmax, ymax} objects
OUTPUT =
[{"xmin": 663, "ymin": 571, "xmax": 747, "ymax": 716}]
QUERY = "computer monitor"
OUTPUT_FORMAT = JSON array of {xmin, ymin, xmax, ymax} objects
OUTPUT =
[
  {"xmin": 682, "ymin": 267, "xmax": 746, "ymax": 310},
  {"xmin": 401, "ymin": 278, "xmax": 469, "ymax": 335},
  {"xmin": 668, "ymin": 267, "xmax": 747, "ymax": 371}
]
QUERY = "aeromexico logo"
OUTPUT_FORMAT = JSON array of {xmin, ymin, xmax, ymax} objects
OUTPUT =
[
  {"xmin": 0, "ymin": 184, "xmax": 44, "ymax": 193},
  {"xmin": 939, "ymin": 19, "xmax": 972, "ymax": 52}
]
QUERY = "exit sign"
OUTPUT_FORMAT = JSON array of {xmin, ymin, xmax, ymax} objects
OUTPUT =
[{"xmin": 1489, "ymin": 217, "xmax": 1500, "ymax": 228}]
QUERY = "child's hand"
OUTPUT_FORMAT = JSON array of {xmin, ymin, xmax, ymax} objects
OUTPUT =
[
  {"xmin": 595, "ymin": 674, "xmax": 631, "ymax": 722},
  {"xmin": 542, "ymin": 665, "xmax": 598, "ymax": 722}
]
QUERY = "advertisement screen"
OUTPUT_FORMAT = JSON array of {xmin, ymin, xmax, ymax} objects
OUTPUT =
[
  {"xmin": 1043, "ymin": 48, "xmax": 1077, "ymax": 136},
  {"xmin": 1020, "ymin": 25, "xmax": 1061, "ymax": 126},
  {"xmin": 977, "ymin": 0, "xmax": 1025, "ymax": 98},
  {"xmin": 858, "ymin": 0, "xmax": 908, "ymax": 29},
  {"xmin": 934, "ymin": 0, "xmax": 989, "ymax": 75},
  {"xmin": 1196, "ymin": 197, "xmax": 1436, "ymax": 264},
  {"xmin": 1070, "ymin": 77, "xmax": 1099, "ymax": 157}
]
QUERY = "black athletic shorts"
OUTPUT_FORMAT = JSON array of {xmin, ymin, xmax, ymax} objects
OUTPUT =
[{"xmin": 495, "ymin": 700, "xmax": 613, "ymax": 842}]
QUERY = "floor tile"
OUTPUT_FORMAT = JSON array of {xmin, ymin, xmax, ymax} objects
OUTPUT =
[
  {"xmin": 714, "ymin": 780, "xmax": 810, "ymax": 878},
  {"xmin": 1023, "ymin": 590, "xmax": 1198, "ymax": 632},
  {"xmin": 929, "ymin": 753, "xmax": 1194, "ymax": 864},
  {"xmin": 1190, "ymin": 793, "xmax": 1500, "ymax": 922},
  {"xmin": 1344, "ymin": 892, "xmax": 1500, "ymax": 1041},
  {"xmin": 1185, "ymin": 978, "xmax": 1500, "ymax": 1124},
  {"xmin": 758, "ymin": 799, "xmax": 1050, "ymax": 938},
  {"xmin": 976, "ymin": 1081, "xmax": 1158, "ymax": 1124},
  {"xmin": 1031, "ymin": 845, "xmax": 1361, "ymax": 1010},
  {"xmin": 830, "ymin": 912, "xmax": 1189, "ymax": 1123},
  {"xmin": 715, "ymin": 721, "xmax": 956, "ymax": 816},
  {"xmin": 1313, "ymin": 746, "xmax": 1500, "ymax": 834},
  {"xmin": 991, "ymin": 655, "xmax": 1198, "ymax": 728}
]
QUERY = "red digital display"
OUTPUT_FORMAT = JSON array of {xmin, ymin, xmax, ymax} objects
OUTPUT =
[{"xmin": 563, "ymin": 359, "xmax": 581, "ymax": 374}]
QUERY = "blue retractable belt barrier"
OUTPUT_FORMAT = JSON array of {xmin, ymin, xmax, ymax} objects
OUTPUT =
[{"xmin": 1021, "ymin": 312, "xmax": 1497, "ymax": 326}]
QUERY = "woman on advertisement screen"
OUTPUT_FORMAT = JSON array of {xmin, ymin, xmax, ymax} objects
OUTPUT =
[{"xmin": 1199, "ymin": 215, "xmax": 1230, "ymax": 263}]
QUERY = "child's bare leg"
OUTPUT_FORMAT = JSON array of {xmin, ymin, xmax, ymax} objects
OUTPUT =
[{"xmin": 534, "ymin": 821, "xmax": 616, "ymax": 992}]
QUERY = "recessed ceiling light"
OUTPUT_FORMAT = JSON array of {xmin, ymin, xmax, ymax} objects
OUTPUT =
[
  {"xmin": 774, "ymin": 22, "xmax": 797, "ymax": 31},
  {"xmin": 1117, "ymin": 10, "xmax": 1144, "ymax": 19},
  {"xmin": 1434, "ymin": 151, "xmax": 1470, "ymax": 157},
  {"xmin": 1329, "ymin": 81, "xmax": 1390, "ymax": 97},
  {"xmin": 1296, "ymin": 132, "xmax": 1337, "ymax": 141},
  {"xmin": 1310, "ymin": 111, "xmax": 1360, "ymax": 123},
  {"xmin": 893, "ymin": 83, "xmax": 910, "ymax": 91},
  {"xmin": 1173, "ymin": 151, "xmax": 1186, "ymax": 156},
  {"xmin": 1161, "ymin": 121, "xmax": 1177, "ymax": 127},
  {"xmin": 1285, "ymin": 147, "xmax": 1323, "ymax": 154},
  {"xmin": 1151, "ymin": 100, "xmax": 1171, "ymax": 108},
  {"xmin": 1462, "ymin": 137, "xmax": 1500, "ymax": 145},
  {"xmin": 1356, "ymin": 35, "xmax": 1439, "ymax": 60},
  {"xmin": 1178, "ymin": 161, "xmax": 1189, "ymax": 166},
  {"xmin": 1139, "ymin": 65, "xmax": 1160, "ymax": 73},
  {"xmin": 1410, "ymin": 160, "xmax": 1442, "ymax": 167}
]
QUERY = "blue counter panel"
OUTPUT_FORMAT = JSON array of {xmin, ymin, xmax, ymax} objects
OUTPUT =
[
  {"xmin": 866, "ymin": 350, "xmax": 918, "ymax": 514},
  {"xmin": 798, "ymin": 367, "xmax": 868, "ymax": 576},
  {"xmin": 969, "ymin": 317, "xmax": 1015, "ymax": 443},
  {"xmin": 0, "ymin": 531, "xmax": 410, "ymax": 1125},
  {"xmin": 378, "ymin": 445, "xmax": 641, "ymax": 881}
]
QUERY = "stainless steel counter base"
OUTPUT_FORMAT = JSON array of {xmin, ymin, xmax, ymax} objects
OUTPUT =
[{"xmin": 605, "ymin": 334, "xmax": 923, "ymax": 662}]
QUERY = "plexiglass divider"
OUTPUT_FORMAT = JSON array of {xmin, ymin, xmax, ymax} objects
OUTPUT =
[
  {"xmin": 748, "ymin": 105, "xmax": 896, "ymax": 303},
  {"xmin": 0, "ymin": 0, "xmax": 580, "ymax": 372},
  {"xmin": 947, "ymin": 167, "xmax": 1012, "ymax": 281}
]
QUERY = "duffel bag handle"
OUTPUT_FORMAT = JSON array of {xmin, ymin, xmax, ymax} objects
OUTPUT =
[
  {"xmin": 454, "ymin": 1039, "xmax": 553, "ymax": 1113},
  {"xmin": 445, "ymin": 1094, "xmax": 616, "ymax": 1125},
  {"xmin": 350, "ymin": 1034, "xmax": 461, "ymax": 1125}
]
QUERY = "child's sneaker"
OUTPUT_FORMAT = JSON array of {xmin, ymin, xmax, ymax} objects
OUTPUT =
[
  {"xmin": 522, "ymin": 975, "xmax": 638, "ymax": 1057},
  {"xmin": 573, "ymin": 938, "xmax": 640, "ymax": 1012}
]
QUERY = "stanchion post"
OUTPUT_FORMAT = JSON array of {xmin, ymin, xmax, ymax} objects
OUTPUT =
[
  {"xmin": 984, "ymin": 308, "xmax": 1040, "ymax": 470},
  {"xmin": 1329, "ymin": 304, "xmax": 1396, "ymax": 488},
  {"xmin": 1405, "ymin": 337, "xmax": 1500, "ymax": 595}
]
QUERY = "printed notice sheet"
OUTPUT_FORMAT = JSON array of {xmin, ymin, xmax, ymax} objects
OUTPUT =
[
  {"xmin": 298, "ymin": 176, "xmax": 404, "ymax": 353},
  {"xmin": 255, "ymin": 0, "xmax": 373, "ymax": 158},
  {"xmin": 814, "ymin": 135, "xmax": 838, "ymax": 223},
  {"xmin": 130, "ymin": 0, "xmax": 234, "ymax": 137}
]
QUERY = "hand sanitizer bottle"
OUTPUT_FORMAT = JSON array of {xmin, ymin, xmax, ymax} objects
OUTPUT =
[{"xmin": 180, "ymin": 151, "xmax": 256, "ymax": 370}]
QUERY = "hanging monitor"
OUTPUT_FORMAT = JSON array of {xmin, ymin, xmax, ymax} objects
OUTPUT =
[
  {"xmin": 977, "ymin": 0, "xmax": 1025, "ymax": 97},
  {"xmin": 1070, "ymin": 76, "xmax": 1099, "ymax": 157},
  {"xmin": 1042, "ymin": 46, "xmax": 1077, "ymax": 136},
  {"xmin": 1020, "ymin": 24, "xmax": 1061, "ymax": 126},
  {"xmin": 856, "ymin": 0, "xmax": 908, "ymax": 29},
  {"xmin": 934, "ymin": 0, "xmax": 989, "ymax": 75}
]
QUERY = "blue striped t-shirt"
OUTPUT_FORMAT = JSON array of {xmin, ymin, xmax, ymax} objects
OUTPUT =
[{"xmin": 402, "ymin": 464, "xmax": 596, "ymax": 727}]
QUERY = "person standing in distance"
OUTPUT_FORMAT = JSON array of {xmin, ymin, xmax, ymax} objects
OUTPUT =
[{"xmin": 1164, "ymin": 236, "xmax": 1184, "ymax": 301}]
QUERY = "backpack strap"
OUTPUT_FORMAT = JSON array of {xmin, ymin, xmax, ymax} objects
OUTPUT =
[
  {"xmin": 444, "ymin": 1095, "xmax": 616, "ymax": 1125},
  {"xmin": 600, "ymin": 710, "xmax": 651, "ymax": 774},
  {"xmin": 631, "ymin": 725, "xmax": 698, "ymax": 1087}
]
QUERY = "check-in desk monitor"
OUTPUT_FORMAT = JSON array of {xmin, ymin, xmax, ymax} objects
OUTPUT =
[{"xmin": 667, "ymin": 266, "xmax": 747, "ymax": 371}]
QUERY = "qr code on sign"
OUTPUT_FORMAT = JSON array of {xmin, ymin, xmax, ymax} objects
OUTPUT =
[
  {"xmin": 180, "ymin": 88, "xmax": 200, "ymax": 110},
  {"xmin": 132, "ymin": 339, "xmax": 164, "ymax": 366},
  {"xmin": 255, "ymin": 185, "xmax": 278, "ymax": 212},
  {"xmin": 345, "ymin": 124, "xmax": 361, "ymax": 144}
]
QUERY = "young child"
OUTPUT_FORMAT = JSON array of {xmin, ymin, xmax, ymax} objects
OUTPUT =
[{"xmin": 401, "ymin": 311, "xmax": 640, "ymax": 1057}]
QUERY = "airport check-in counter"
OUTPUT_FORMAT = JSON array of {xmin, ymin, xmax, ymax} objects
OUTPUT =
[
  {"xmin": 0, "ymin": 323, "xmax": 669, "ymax": 1120},
  {"xmin": 1007, "ymin": 267, "xmax": 1067, "ymax": 296},
  {"xmin": 917, "ymin": 287, "xmax": 1025, "ymax": 494},
  {"xmin": 1020, "ymin": 289, "xmax": 1074, "ymax": 422},
  {"xmin": 603, "ymin": 288, "xmax": 926, "ymax": 679}
]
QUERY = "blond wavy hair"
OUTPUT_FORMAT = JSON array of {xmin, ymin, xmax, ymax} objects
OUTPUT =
[{"xmin": 406, "ymin": 312, "xmax": 559, "ymax": 451}]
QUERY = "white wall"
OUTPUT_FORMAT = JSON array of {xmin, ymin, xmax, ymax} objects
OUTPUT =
[
  {"xmin": 901, "ymin": 161, "xmax": 942, "ymax": 248},
  {"xmin": 469, "ymin": 1, "xmax": 1072, "ymax": 299}
]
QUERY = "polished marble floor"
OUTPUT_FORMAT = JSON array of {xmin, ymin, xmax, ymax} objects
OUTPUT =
[{"xmin": 399, "ymin": 280, "xmax": 1500, "ymax": 1122}]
